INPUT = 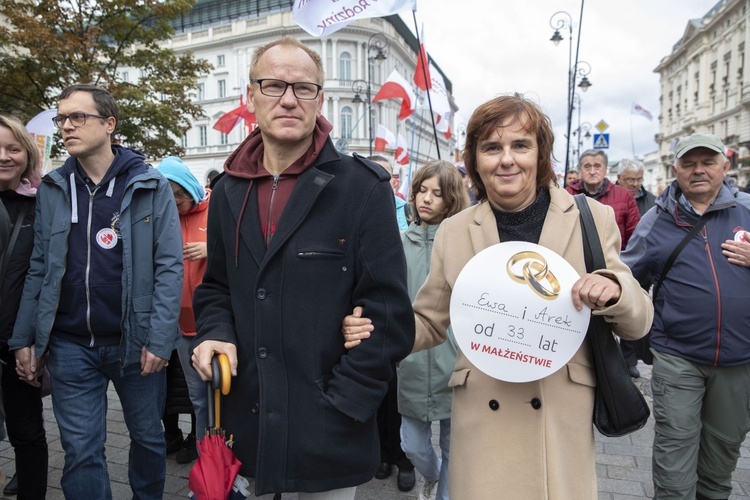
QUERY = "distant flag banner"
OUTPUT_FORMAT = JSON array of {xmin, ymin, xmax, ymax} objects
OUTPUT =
[
  {"xmin": 213, "ymin": 105, "xmax": 256, "ymax": 134},
  {"xmin": 292, "ymin": 0, "xmax": 417, "ymax": 37},
  {"xmin": 631, "ymin": 102, "xmax": 653, "ymax": 121},
  {"xmin": 395, "ymin": 133, "xmax": 410, "ymax": 165},
  {"xmin": 374, "ymin": 124, "xmax": 396, "ymax": 152},
  {"xmin": 372, "ymin": 69, "xmax": 416, "ymax": 120},
  {"xmin": 413, "ymin": 43, "xmax": 431, "ymax": 91},
  {"xmin": 25, "ymin": 109, "xmax": 57, "ymax": 175}
]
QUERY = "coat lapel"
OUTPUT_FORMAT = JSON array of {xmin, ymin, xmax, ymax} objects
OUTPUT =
[
  {"xmin": 469, "ymin": 201, "xmax": 500, "ymax": 253},
  {"xmin": 225, "ymin": 178, "xmax": 265, "ymax": 268},
  {"xmin": 263, "ymin": 166, "xmax": 334, "ymax": 262},
  {"xmin": 538, "ymin": 185, "xmax": 578, "ymax": 258},
  {"xmin": 471, "ymin": 185, "xmax": 578, "ymax": 257}
]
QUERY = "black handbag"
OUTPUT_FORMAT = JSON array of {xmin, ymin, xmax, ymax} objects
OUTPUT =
[{"xmin": 574, "ymin": 194, "xmax": 650, "ymax": 437}]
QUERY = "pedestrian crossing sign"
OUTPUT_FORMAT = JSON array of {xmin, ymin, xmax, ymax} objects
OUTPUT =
[{"xmin": 593, "ymin": 133, "xmax": 610, "ymax": 149}]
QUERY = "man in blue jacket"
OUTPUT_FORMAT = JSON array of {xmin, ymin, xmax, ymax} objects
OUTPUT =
[
  {"xmin": 10, "ymin": 84, "xmax": 183, "ymax": 499},
  {"xmin": 622, "ymin": 133, "xmax": 750, "ymax": 500}
]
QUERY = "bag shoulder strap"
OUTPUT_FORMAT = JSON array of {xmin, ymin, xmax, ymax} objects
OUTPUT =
[
  {"xmin": 652, "ymin": 210, "xmax": 715, "ymax": 301},
  {"xmin": 574, "ymin": 194, "xmax": 605, "ymax": 272}
]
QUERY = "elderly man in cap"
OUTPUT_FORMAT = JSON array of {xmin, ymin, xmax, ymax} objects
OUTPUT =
[{"xmin": 623, "ymin": 133, "xmax": 750, "ymax": 500}]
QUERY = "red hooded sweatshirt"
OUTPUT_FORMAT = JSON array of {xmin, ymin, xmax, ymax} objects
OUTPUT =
[{"xmin": 222, "ymin": 116, "xmax": 333, "ymax": 250}]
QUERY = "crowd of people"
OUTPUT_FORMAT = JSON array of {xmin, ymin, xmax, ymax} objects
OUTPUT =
[{"xmin": 0, "ymin": 34, "xmax": 749, "ymax": 500}]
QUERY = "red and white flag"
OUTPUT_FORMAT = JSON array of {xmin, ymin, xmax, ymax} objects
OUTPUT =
[
  {"xmin": 374, "ymin": 124, "xmax": 396, "ymax": 152},
  {"xmin": 214, "ymin": 81, "xmax": 257, "ymax": 134},
  {"xmin": 425, "ymin": 62, "xmax": 451, "ymax": 115},
  {"xmin": 435, "ymin": 112, "xmax": 451, "ymax": 140},
  {"xmin": 213, "ymin": 105, "xmax": 256, "ymax": 134},
  {"xmin": 372, "ymin": 69, "xmax": 416, "ymax": 120},
  {"xmin": 395, "ymin": 133, "xmax": 410, "ymax": 165},
  {"xmin": 631, "ymin": 102, "xmax": 653, "ymax": 121},
  {"xmin": 292, "ymin": 0, "xmax": 416, "ymax": 37},
  {"xmin": 413, "ymin": 43, "xmax": 431, "ymax": 91}
]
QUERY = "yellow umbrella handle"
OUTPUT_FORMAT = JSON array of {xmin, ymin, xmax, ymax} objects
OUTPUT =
[
  {"xmin": 217, "ymin": 353, "xmax": 231, "ymax": 395},
  {"xmin": 212, "ymin": 353, "xmax": 232, "ymax": 429}
]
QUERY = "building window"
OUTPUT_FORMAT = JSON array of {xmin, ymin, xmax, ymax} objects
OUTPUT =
[
  {"xmin": 218, "ymin": 79, "xmax": 226, "ymax": 98},
  {"xmin": 217, "ymin": 54, "xmax": 225, "ymax": 67},
  {"xmin": 340, "ymin": 106, "xmax": 353, "ymax": 138},
  {"xmin": 199, "ymin": 126, "xmax": 207, "ymax": 147},
  {"xmin": 121, "ymin": 71, "xmax": 129, "ymax": 83},
  {"xmin": 339, "ymin": 52, "xmax": 352, "ymax": 81},
  {"xmin": 197, "ymin": 83, "xmax": 205, "ymax": 101},
  {"xmin": 220, "ymin": 132, "xmax": 228, "ymax": 145},
  {"xmin": 181, "ymin": 133, "xmax": 187, "ymax": 149}
]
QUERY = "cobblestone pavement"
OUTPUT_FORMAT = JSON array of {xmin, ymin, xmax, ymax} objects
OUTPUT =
[{"xmin": 1, "ymin": 361, "xmax": 749, "ymax": 499}]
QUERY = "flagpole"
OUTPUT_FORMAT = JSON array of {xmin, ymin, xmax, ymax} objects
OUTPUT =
[
  {"xmin": 412, "ymin": 11, "xmax": 441, "ymax": 160},
  {"xmin": 630, "ymin": 112, "xmax": 636, "ymax": 158}
]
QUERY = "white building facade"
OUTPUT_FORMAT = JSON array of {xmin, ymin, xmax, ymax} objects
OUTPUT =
[
  {"xmin": 655, "ymin": 0, "xmax": 750, "ymax": 188},
  {"xmin": 147, "ymin": 0, "xmax": 456, "ymax": 184}
]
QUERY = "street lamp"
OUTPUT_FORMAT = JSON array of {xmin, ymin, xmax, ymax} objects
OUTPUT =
[
  {"xmin": 572, "ymin": 121, "xmax": 592, "ymax": 166},
  {"xmin": 351, "ymin": 32, "xmax": 388, "ymax": 156},
  {"xmin": 549, "ymin": 4, "xmax": 590, "ymax": 182}
]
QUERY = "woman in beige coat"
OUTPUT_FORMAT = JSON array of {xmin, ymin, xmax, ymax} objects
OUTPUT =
[{"xmin": 344, "ymin": 94, "xmax": 653, "ymax": 499}]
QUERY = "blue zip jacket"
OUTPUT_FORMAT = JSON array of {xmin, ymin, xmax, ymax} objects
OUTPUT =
[
  {"xmin": 9, "ymin": 146, "xmax": 183, "ymax": 365},
  {"xmin": 622, "ymin": 180, "xmax": 750, "ymax": 366}
]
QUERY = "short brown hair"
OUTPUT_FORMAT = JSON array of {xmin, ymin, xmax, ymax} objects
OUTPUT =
[
  {"xmin": 0, "ymin": 115, "xmax": 41, "ymax": 183},
  {"xmin": 59, "ymin": 84, "xmax": 119, "ymax": 134},
  {"xmin": 463, "ymin": 94, "xmax": 557, "ymax": 203},
  {"xmin": 409, "ymin": 160, "xmax": 470, "ymax": 222},
  {"xmin": 249, "ymin": 37, "xmax": 324, "ymax": 84}
]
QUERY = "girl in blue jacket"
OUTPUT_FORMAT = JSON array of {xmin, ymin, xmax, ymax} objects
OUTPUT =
[{"xmin": 398, "ymin": 160, "xmax": 469, "ymax": 500}]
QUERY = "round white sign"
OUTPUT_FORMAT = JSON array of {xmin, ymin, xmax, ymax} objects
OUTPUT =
[{"xmin": 449, "ymin": 241, "xmax": 590, "ymax": 383}]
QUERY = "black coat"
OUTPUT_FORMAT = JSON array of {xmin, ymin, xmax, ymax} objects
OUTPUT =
[
  {"xmin": 0, "ymin": 190, "xmax": 35, "ymax": 347},
  {"xmin": 193, "ymin": 140, "xmax": 415, "ymax": 495}
]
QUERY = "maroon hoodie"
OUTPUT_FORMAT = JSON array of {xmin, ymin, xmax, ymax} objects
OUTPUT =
[{"xmin": 223, "ymin": 116, "xmax": 333, "ymax": 248}]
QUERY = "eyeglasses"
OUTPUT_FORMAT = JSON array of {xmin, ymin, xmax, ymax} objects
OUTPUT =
[
  {"xmin": 52, "ymin": 112, "xmax": 108, "ymax": 129},
  {"xmin": 251, "ymin": 79, "xmax": 322, "ymax": 100},
  {"xmin": 621, "ymin": 177, "xmax": 644, "ymax": 185}
]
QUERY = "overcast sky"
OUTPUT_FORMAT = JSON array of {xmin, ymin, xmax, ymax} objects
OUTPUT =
[{"xmin": 398, "ymin": 0, "xmax": 719, "ymax": 169}]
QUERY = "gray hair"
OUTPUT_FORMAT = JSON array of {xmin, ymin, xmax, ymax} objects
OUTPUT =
[
  {"xmin": 578, "ymin": 149, "xmax": 608, "ymax": 170},
  {"xmin": 618, "ymin": 159, "xmax": 644, "ymax": 176}
]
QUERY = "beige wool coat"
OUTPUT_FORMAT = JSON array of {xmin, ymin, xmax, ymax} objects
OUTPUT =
[{"xmin": 412, "ymin": 185, "xmax": 653, "ymax": 500}]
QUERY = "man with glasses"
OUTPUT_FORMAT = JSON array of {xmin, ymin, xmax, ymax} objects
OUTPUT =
[
  {"xmin": 566, "ymin": 149, "xmax": 641, "ymax": 251},
  {"xmin": 617, "ymin": 159, "xmax": 656, "ymax": 217},
  {"xmin": 191, "ymin": 37, "xmax": 414, "ymax": 499},
  {"xmin": 10, "ymin": 84, "xmax": 183, "ymax": 499},
  {"xmin": 616, "ymin": 159, "xmax": 657, "ymax": 374}
]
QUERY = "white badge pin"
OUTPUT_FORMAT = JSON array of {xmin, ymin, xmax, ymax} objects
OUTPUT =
[
  {"xmin": 734, "ymin": 230, "xmax": 749, "ymax": 243},
  {"xmin": 96, "ymin": 228, "xmax": 118, "ymax": 249}
]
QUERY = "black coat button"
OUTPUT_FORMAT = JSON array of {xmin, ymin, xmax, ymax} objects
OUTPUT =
[
  {"xmin": 531, "ymin": 398, "xmax": 542, "ymax": 409},
  {"xmin": 256, "ymin": 288, "xmax": 267, "ymax": 299},
  {"xmin": 488, "ymin": 399, "xmax": 499, "ymax": 411},
  {"xmin": 258, "ymin": 347, "xmax": 268, "ymax": 358},
  {"xmin": 251, "ymin": 403, "xmax": 259, "ymax": 414}
]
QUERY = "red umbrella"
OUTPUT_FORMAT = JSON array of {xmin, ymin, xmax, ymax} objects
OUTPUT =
[{"xmin": 188, "ymin": 354, "xmax": 243, "ymax": 500}]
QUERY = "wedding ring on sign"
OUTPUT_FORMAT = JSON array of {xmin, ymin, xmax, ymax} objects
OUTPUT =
[
  {"xmin": 506, "ymin": 251, "xmax": 549, "ymax": 284},
  {"xmin": 522, "ymin": 259, "xmax": 561, "ymax": 300},
  {"xmin": 506, "ymin": 251, "xmax": 561, "ymax": 300}
]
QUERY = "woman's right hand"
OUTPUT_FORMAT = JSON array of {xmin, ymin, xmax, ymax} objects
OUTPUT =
[{"xmin": 341, "ymin": 306, "xmax": 373, "ymax": 349}]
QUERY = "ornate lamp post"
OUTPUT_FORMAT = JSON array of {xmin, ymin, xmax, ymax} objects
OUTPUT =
[
  {"xmin": 549, "ymin": 3, "xmax": 590, "ymax": 182},
  {"xmin": 351, "ymin": 33, "xmax": 388, "ymax": 156}
]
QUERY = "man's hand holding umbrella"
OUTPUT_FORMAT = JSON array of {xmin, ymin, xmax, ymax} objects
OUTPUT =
[{"xmin": 192, "ymin": 341, "xmax": 238, "ymax": 381}]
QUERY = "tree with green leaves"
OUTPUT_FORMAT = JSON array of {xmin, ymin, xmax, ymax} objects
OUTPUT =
[{"xmin": 0, "ymin": 0, "xmax": 212, "ymax": 158}]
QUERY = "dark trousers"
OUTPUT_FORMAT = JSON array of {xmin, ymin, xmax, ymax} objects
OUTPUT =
[
  {"xmin": 1, "ymin": 348, "xmax": 48, "ymax": 500},
  {"xmin": 376, "ymin": 374, "xmax": 413, "ymax": 471}
]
